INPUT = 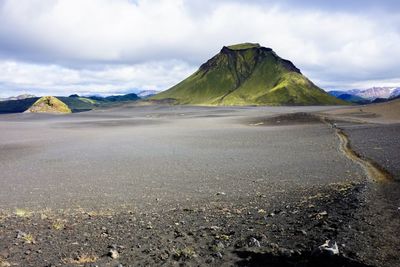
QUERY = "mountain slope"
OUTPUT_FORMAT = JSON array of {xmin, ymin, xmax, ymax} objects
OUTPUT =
[
  {"xmin": 25, "ymin": 96, "xmax": 71, "ymax": 113},
  {"xmin": 151, "ymin": 43, "xmax": 346, "ymax": 105}
]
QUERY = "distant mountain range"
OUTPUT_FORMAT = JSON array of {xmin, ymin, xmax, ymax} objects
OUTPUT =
[
  {"xmin": 151, "ymin": 43, "xmax": 345, "ymax": 105},
  {"xmin": 84, "ymin": 93, "xmax": 140, "ymax": 102},
  {"xmin": 0, "ymin": 92, "xmax": 141, "ymax": 114},
  {"xmin": 0, "ymin": 94, "xmax": 36, "ymax": 102},
  {"xmin": 329, "ymin": 87, "xmax": 400, "ymax": 104},
  {"xmin": 137, "ymin": 90, "xmax": 158, "ymax": 98}
]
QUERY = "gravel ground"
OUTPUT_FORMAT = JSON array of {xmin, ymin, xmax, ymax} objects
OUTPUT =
[
  {"xmin": 0, "ymin": 105, "xmax": 398, "ymax": 267},
  {"xmin": 340, "ymin": 123, "xmax": 400, "ymax": 181}
]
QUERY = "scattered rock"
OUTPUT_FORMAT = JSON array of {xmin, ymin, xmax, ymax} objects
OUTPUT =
[
  {"xmin": 248, "ymin": 237, "xmax": 261, "ymax": 247},
  {"xmin": 108, "ymin": 249, "xmax": 119, "ymax": 259},
  {"xmin": 315, "ymin": 211, "xmax": 328, "ymax": 220},
  {"xmin": 16, "ymin": 230, "xmax": 27, "ymax": 239},
  {"xmin": 312, "ymin": 240, "xmax": 339, "ymax": 256},
  {"xmin": 159, "ymin": 251, "xmax": 169, "ymax": 261},
  {"xmin": 214, "ymin": 252, "xmax": 223, "ymax": 259},
  {"xmin": 214, "ymin": 241, "xmax": 225, "ymax": 250}
]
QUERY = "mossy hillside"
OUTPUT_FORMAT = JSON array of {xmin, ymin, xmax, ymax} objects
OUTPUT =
[{"xmin": 151, "ymin": 43, "xmax": 347, "ymax": 106}]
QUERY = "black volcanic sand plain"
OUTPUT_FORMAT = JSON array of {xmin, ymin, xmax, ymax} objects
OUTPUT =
[{"xmin": 0, "ymin": 105, "xmax": 398, "ymax": 267}]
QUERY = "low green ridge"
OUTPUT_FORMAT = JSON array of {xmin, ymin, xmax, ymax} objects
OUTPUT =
[
  {"xmin": 151, "ymin": 43, "xmax": 347, "ymax": 106},
  {"xmin": 25, "ymin": 96, "xmax": 72, "ymax": 113}
]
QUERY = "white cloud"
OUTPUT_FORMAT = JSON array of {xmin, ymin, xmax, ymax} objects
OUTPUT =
[
  {"xmin": 0, "ymin": 0, "xmax": 399, "ymax": 95},
  {"xmin": 0, "ymin": 60, "xmax": 195, "ymax": 97}
]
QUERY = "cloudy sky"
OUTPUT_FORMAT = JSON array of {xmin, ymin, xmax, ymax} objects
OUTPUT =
[{"xmin": 0, "ymin": 0, "xmax": 399, "ymax": 97}]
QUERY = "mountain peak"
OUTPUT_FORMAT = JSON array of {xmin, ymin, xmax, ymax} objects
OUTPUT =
[
  {"xmin": 152, "ymin": 43, "xmax": 346, "ymax": 106},
  {"xmin": 225, "ymin": 43, "xmax": 262, "ymax": 50}
]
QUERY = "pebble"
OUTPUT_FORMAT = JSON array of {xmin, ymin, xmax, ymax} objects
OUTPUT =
[
  {"xmin": 318, "ymin": 211, "xmax": 328, "ymax": 216},
  {"xmin": 215, "ymin": 241, "xmax": 225, "ymax": 250},
  {"xmin": 215, "ymin": 252, "xmax": 223, "ymax": 258},
  {"xmin": 16, "ymin": 230, "xmax": 27, "ymax": 239},
  {"xmin": 108, "ymin": 248, "xmax": 119, "ymax": 259},
  {"xmin": 249, "ymin": 237, "xmax": 261, "ymax": 247},
  {"xmin": 313, "ymin": 240, "xmax": 339, "ymax": 256}
]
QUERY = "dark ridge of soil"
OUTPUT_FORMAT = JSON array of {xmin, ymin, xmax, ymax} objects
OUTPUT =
[
  {"xmin": 53, "ymin": 119, "xmax": 166, "ymax": 128},
  {"xmin": 0, "ymin": 182, "xmax": 387, "ymax": 267},
  {"xmin": 245, "ymin": 112, "xmax": 323, "ymax": 126}
]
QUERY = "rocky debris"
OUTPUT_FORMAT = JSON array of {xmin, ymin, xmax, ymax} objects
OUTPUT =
[{"xmin": 0, "ymin": 182, "xmax": 393, "ymax": 267}]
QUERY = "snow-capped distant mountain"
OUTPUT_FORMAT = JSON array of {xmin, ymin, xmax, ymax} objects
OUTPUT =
[
  {"xmin": 329, "ymin": 87, "xmax": 400, "ymax": 103},
  {"xmin": 0, "ymin": 94, "xmax": 36, "ymax": 102},
  {"xmin": 137, "ymin": 90, "xmax": 159, "ymax": 98},
  {"xmin": 390, "ymin": 88, "xmax": 400, "ymax": 98},
  {"xmin": 356, "ymin": 87, "xmax": 397, "ymax": 100}
]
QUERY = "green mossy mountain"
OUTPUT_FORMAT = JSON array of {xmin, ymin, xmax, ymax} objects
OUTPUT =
[
  {"xmin": 152, "ymin": 43, "xmax": 347, "ymax": 105},
  {"xmin": 25, "ymin": 96, "xmax": 72, "ymax": 113}
]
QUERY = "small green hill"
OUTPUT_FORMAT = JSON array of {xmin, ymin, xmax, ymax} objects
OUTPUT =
[
  {"xmin": 25, "ymin": 96, "xmax": 72, "ymax": 113},
  {"xmin": 151, "ymin": 43, "xmax": 347, "ymax": 106}
]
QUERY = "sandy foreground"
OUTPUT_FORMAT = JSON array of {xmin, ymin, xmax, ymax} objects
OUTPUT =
[{"xmin": 0, "ymin": 104, "xmax": 398, "ymax": 267}]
